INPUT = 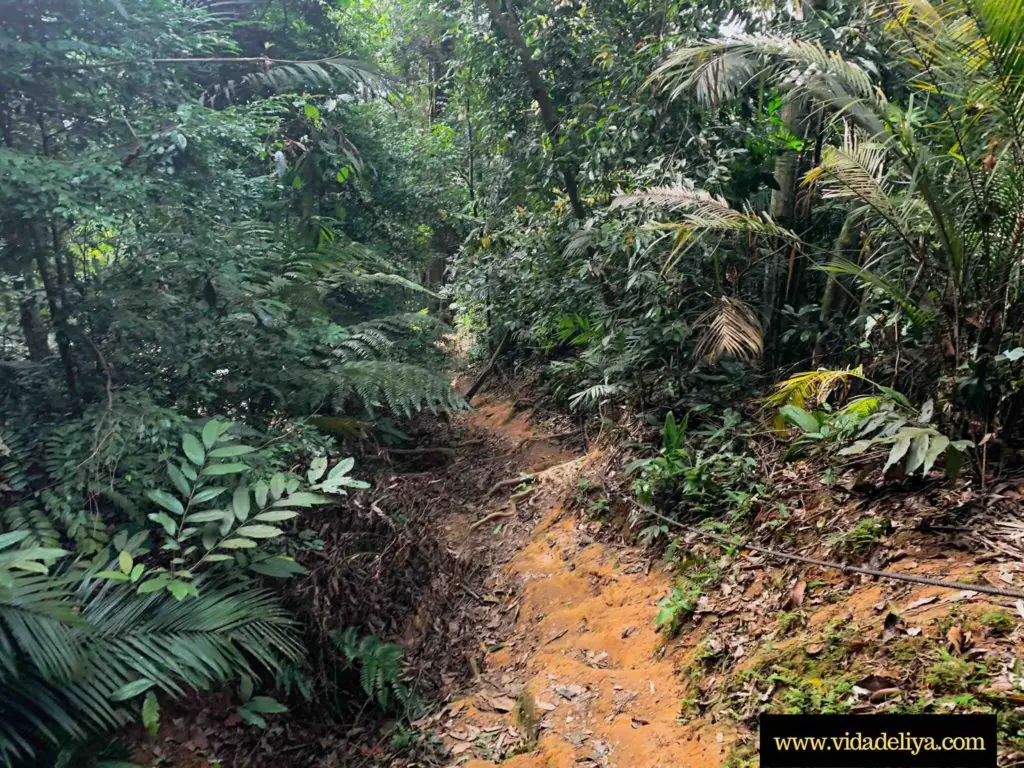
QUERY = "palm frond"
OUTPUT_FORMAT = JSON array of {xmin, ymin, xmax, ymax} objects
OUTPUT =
[
  {"xmin": 612, "ymin": 187, "xmax": 799, "ymax": 240},
  {"xmin": 202, "ymin": 58, "xmax": 378, "ymax": 107},
  {"xmin": 0, "ymin": 573, "xmax": 301, "ymax": 766},
  {"xmin": 648, "ymin": 35, "xmax": 890, "ymax": 136},
  {"xmin": 691, "ymin": 297, "xmax": 764, "ymax": 364},
  {"xmin": 813, "ymin": 256, "xmax": 936, "ymax": 326},
  {"xmin": 763, "ymin": 366, "xmax": 866, "ymax": 409}
]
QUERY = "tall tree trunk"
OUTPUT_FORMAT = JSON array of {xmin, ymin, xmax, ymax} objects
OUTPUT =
[
  {"xmin": 32, "ymin": 239, "xmax": 79, "ymax": 409},
  {"xmin": 481, "ymin": 0, "xmax": 585, "ymax": 220},
  {"xmin": 19, "ymin": 289, "xmax": 50, "ymax": 363}
]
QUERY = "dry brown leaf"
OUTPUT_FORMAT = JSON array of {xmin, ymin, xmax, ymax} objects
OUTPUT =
[
  {"xmin": 869, "ymin": 687, "xmax": 901, "ymax": 703},
  {"xmin": 947, "ymin": 625, "xmax": 964, "ymax": 653},
  {"xmin": 904, "ymin": 595, "xmax": 938, "ymax": 611},
  {"xmin": 786, "ymin": 579, "xmax": 806, "ymax": 609}
]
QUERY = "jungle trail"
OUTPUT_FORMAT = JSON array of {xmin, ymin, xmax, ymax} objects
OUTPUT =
[{"xmin": 5, "ymin": 0, "xmax": 1024, "ymax": 766}]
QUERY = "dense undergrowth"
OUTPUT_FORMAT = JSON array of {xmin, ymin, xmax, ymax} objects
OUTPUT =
[{"xmin": 4, "ymin": 0, "xmax": 1024, "ymax": 764}]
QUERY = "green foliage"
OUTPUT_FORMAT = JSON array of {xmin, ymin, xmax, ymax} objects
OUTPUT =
[
  {"xmin": 332, "ymin": 627, "xmax": 418, "ymax": 715},
  {"xmin": 628, "ymin": 410, "xmax": 761, "ymax": 525},
  {"xmin": 825, "ymin": 517, "xmax": 890, "ymax": 559}
]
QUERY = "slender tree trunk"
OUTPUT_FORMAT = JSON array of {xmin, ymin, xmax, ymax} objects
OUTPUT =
[
  {"xmin": 32, "ymin": 237, "xmax": 79, "ymax": 408},
  {"xmin": 481, "ymin": 0, "xmax": 585, "ymax": 220},
  {"xmin": 19, "ymin": 288, "xmax": 50, "ymax": 362}
]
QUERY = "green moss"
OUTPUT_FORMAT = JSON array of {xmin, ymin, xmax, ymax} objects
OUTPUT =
[
  {"xmin": 979, "ymin": 611, "xmax": 1015, "ymax": 636},
  {"xmin": 926, "ymin": 651, "xmax": 989, "ymax": 694},
  {"xmin": 776, "ymin": 611, "xmax": 804, "ymax": 633}
]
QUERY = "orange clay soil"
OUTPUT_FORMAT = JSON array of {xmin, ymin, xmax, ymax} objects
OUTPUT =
[
  {"xmin": 432, "ymin": 392, "xmax": 1024, "ymax": 768},
  {"xmin": 432, "ymin": 395, "xmax": 730, "ymax": 768}
]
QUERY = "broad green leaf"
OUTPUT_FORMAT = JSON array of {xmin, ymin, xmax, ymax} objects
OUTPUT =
[
  {"xmin": 219, "ymin": 537, "xmax": 257, "ymax": 549},
  {"xmin": 187, "ymin": 510, "xmax": 230, "ymax": 523},
  {"xmin": 308, "ymin": 456, "xmax": 328, "ymax": 484},
  {"xmin": 921, "ymin": 434, "xmax": 949, "ymax": 476},
  {"xmin": 145, "ymin": 489, "xmax": 184, "ymax": 516},
  {"xmin": 193, "ymin": 487, "xmax": 227, "ymax": 504},
  {"xmin": 118, "ymin": 550, "xmax": 133, "ymax": 575},
  {"xmin": 209, "ymin": 445, "xmax": 256, "ymax": 458},
  {"xmin": 202, "ymin": 419, "xmax": 230, "ymax": 449},
  {"xmin": 166, "ymin": 463, "xmax": 191, "ymax": 497},
  {"xmin": 273, "ymin": 492, "xmax": 328, "ymax": 508},
  {"xmin": 254, "ymin": 510, "xmax": 299, "ymax": 522},
  {"xmin": 233, "ymin": 485, "xmax": 251, "ymax": 522},
  {"xmin": 96, "ymin": 570, "xmax": 131, "ymax": 582},
  {"xmin": 254, "ymin": 479, "xmax": 269, "ymax": 508},
  {"xmin": 270, "ymin": 473, "xmax": 286, "ymax": 499},
  {"xmin": 0, "ymin": 531, "xmax": 30, "ymax": 550},
  {"xmin": 142, "ymin": 691, "xmax": 160, "ymax": 736},
  {"xmin": 235, "ymin": 524, "xmax": 283, "ymax": 539},
  {"xmin": 130, "ymin": 563, "xmax": 145, "ymax": 582},
  {"xmin": 245, "ymin": 696, "xmax": 288, "ymax": 714},
  {"xmin": 249, "ymin": 556, "xmax": 307, "ymax": 578},
  {"xmin": 905, "ymin": 433, "xmax": 930, "ymax": 475},
  {"xmin": 110, "ymin": 678, "xmax": 154, "ymax": 701},
  {"xmin": 167, "ymin": 581, "xmax": 196, "ymax": 600},
  {"xmin": 327, "ymin": 457, "xmax": 355, "ymax": 480},
  {"xmin": 239, "ymin": 675, "xmax": 254, "ymax": 702},
  {"xmin": 137, "ymin": 576, "xmax": 170, "ymax": 594},
  {"xmin": 238, "ymin": 707, "xmax": 267, "ymax": 729},
  {"xmin": 883, "ymin": 435, "xmax": 912, "ymax": 473},
  {"xmin": 203, "ymin": 554, "xmax": 234, "ymax": 562},
  {"xmin": 202, "ymin": 463, "xmax": 249, "ymax": 476},
  {"xmin": 779, "ymin": 405, "xmax": 821, "ymax": 433},
  {"xmin": 147, "ymin": 512, "xmax": 177, "ymax": 535},
  {"xmin": 182, "ymin": 433, "xmax": 205, "ymax": 466}
]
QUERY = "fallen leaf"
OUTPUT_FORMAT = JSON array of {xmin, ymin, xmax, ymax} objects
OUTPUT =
[
  {"xmin": 947, "ymin": 625, "xmax": 964, "ymax": 653},
  {"xmin": 882, "ymin": 612, "xmax": 904, "ymax": 640},
  {"xmin": 536, "ymin": 700, "xmax": 556, "ymax": 711},
  {"xmin": 805, "ymin": 644, "xmax": 823, "ymax": 657},
  {"xmin": 450, "ymin": 742, "xmax": 473, "ymax": 756},
  {"xmin": 786, "ymin": 580, "xmax": 807, "ymax": 609},
  {"xmin": 906, "ymin": 627, "xmax": 922, "ymax": 637},
  {"xmin": 869, "ymin": 687, "xmax": 901, "ymax": 703},
  {"xmin": 555, "ymin": 684, "xmax": 584, "ymax": 700},
  {"xmin": 904, "ymin": 595, "xmax": 938, "ymax": 611},
  {"xmin": 854, "ymin": 674, "xmax": 899, "ymax": 693}
]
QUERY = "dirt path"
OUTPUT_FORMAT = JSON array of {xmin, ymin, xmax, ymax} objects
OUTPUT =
[{"xmin": 427, "ymin": 394, "xmax": 727, "ymax": 768}]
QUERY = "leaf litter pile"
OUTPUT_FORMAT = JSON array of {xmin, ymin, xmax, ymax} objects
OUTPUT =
[{"xmin": 132, "ymin": 384, "xmax": 1024, "ymax": 767}]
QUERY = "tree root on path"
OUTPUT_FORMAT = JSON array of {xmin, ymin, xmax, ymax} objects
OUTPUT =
[{"xmin": 469, "ymin": 508, "xmax": 516, "ymax": 531}]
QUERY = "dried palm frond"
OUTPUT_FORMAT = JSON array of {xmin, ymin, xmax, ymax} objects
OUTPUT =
[
  {"xmin": 691, "ymin": 297, "xmax": 764, "ymax": 364},
  {"xmin": 612, "ymin": 187, "xmax": 799, "ymax": 240}
]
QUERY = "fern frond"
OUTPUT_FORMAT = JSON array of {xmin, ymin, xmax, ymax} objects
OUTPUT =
[
  {"xmin": 691, "ymin": 297, "xmax": 764, "ymax": 364},
  {"xmin": 335, "ymin": 361, "xmax": 466, "ymax": 417}
]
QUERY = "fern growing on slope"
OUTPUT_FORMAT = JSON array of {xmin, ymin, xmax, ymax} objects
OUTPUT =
[{"xmin": 332, "ymin": 627, "xmax": 418, "ymax": 715}]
